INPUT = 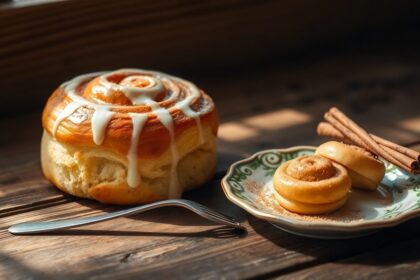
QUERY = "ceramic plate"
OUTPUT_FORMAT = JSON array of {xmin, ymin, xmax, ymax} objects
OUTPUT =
[{"xmin": 221, "ymin": 146, "xmax": 420, "ymax": 239}]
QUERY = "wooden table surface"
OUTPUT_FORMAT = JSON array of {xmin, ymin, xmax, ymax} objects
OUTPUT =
[{"xmin": 1, "ymin": 48, "xmax": 420, "ymax": 279}]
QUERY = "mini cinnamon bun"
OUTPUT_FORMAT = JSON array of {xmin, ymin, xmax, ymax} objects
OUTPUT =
[
  {"xmin": 316, "ymin": 141, "xmax": 385, "ymax": 191},
  {"xmin": 273, "ymin": 155, "xmax": 351, "ymax": 214}
]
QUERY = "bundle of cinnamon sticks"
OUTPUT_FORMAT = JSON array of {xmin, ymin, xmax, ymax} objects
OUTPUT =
[{"xmin": 317, "ymin": 107, "xmax": 420, "ymax": 174}]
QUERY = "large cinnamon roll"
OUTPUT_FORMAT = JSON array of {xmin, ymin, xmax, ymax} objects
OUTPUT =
[
  {"xmin": 41, "ymin": 69, "xmax": 218, "ymax": 204},
  {"xmin": 273, "ymin": 155, "xmax": 351, "ymax": 214}
]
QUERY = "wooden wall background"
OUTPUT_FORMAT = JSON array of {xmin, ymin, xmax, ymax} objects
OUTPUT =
[{"xmin": 1, "ymin": 0, "xmax": 420, "ymax": 116}]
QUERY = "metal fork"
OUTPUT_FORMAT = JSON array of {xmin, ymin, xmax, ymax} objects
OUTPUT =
[{"xmin": 8, "ymin": 199, "xmax": 245, "ymax": 235}]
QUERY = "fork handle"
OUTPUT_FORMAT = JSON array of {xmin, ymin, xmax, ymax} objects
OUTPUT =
[
  {"xmin": 8, "ymin": 201, "xmax": 173, "ymax": 234},
  {"xmin": 8, "ymin": 200, "xmax": 243, "ymax": 234}
]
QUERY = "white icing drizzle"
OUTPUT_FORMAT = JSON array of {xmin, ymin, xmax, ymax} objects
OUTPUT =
[
  {"xmin": 147, "ymin": 101, "xmax": 180, "ymax": 198},
  {"xmin": 92, "ymin": 85, "xmax": 108, "ymax": 96},
  {"xmin": 52, "ymin": 102, "xmax": 84, "ymax": 136},
  {"xmin": 174, "ymin": 78, "xmax": 204, "ymax": 144},
  {"xmin": 98, "ymin": 74, "xmax": 165, "ymax": 105},
  {"xmin": 91, "ymin": 106, "xmax": 115, "ymax": 145},
  {"xmin": 127, "ymin": 113, "xmax": 148, "ymax": 188},
  {"xmin": 55, "ymin": 69, "xmax": 212, "ymax": 197},
  {"xmin": 176, "ymin": 99, "xmax": 204, "ymax": 144}
]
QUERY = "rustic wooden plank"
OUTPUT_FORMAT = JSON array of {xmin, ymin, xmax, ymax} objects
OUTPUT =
[
  {"xmin": 1, "ymin": 49, "xmax": 420, "ymax": 213},
  {"xmin": 0, "ymin": 189, "xmax": 420, "ymax": 279},
  {"xmin": 0, "ymin": 113, "xmax": 241, "ymax": 216},
  {"xmin": 0, "ymin": 116, "xmax": 419, "ymax": 279},
  {"xmin": 2, "ymin": 84, "xmax": 419, "ymax": 216},
  {"xmin": 1, "ymin": 0, "xmax": 419, "ymax": 115},
  {"xmin": 275, "ymin": 236, "xmax": 420, "ymax": 280},
  {"xmin": 0, "ymin": 45, "xmax": 420, "ymax": 278}
]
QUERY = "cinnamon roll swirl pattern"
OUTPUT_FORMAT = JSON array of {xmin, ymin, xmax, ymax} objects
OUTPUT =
[
  {"xmin": 273, "ymin": 155, "xmax": 351, "ymax": 214},
  {"xmin": 41, "ymin": 69, "xmax": 218, "ymax": 204}
]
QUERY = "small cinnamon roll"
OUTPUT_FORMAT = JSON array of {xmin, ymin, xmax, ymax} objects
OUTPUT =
[
  {"xmin": 316, "ymin": 141, "xmax": 385, "ymax": 191},
  {"xmin": 273, "ymin": 155, "xmax": 351, "ymax": 214}
]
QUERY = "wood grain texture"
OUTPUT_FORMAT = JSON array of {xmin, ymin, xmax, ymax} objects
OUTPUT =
[
  {"xmin": 1, "ymin": 0, "xmax": 419, "ymax": 115},
  {"xmin": 276, "ymin": 237, "xmax": 420, "ymax": 280},
  {"xmin": 0, "ymin": 42, "xmax": 420, "ymax": 278},
  {"xmin": 1, "ymin": 185, "xmax": 420, "ymax": 279}
]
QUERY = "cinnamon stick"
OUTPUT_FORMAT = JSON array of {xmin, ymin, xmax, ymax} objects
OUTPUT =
[
  {"xmin": 318, "ymin": 122, "xmax": 420, "ymax": 163},
  {"xmin": 317, "ymin": 122, "xmax": 420, "ymax": 161},
  {"xmin": 371, "ymin": 135, "xmax": 420, "ymax": 162},
  {"xmin": 317, "ymin": 122, "xmax": 346, "ymax": 140},
  {"xmin": 323, "ymin": 115, "xmax": 410, "ymax": 172},
  {"xmin": 319, "ymin": 116, "xmax": 417, "ymax": 173},
  {"xmin": 318, "ymin": 122, "xmax": 418, "ymax": 170},
  {"xmin": 327, "ymin": 107, "xmax": 413, "ymax": 172},
  {"xmin": 322, "ymin": 116, "xmax": 400, "ymax": 172},
  {"xmin": 323, "ymin": 114, "xmax": 371, "ymax": 149},
  {"xmin": 381, "ymin": 145, "xmax": 420, "ymax": 170}
]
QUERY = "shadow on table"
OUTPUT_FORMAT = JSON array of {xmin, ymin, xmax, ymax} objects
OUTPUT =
[
  {"xmin": 0, "ymin": 252, "xmax": 51, "ymax": 279},
  {"xmin": 70, "ymin": 150, "xmax": 248, "ymax": 228},
  {"xmin": 44, "ymin": 150, "xmax": 249, "ymax": 237},
  {"xmin": 27, "ymin": 225, "xmax": 246, "ymax": 239},
  {"xmin": 247, "ymin": 215, "xmax": 420, "ymax": 275},
  {"xmin": 73, "ymin": 178, "xmax": 247, "ymax": 224}
]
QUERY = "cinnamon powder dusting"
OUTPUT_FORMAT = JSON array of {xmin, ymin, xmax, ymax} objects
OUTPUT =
[{"xmin": 244, "ymin": 180, "xmax": 364, "ymax": 223}]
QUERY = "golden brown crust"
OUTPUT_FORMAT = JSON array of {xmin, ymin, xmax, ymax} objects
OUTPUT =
[
  {"xmin": 274, "ymin": 191, "xmax": 348, "ymax": 215},
  {"xmin": 315, "ymin": 141, "xmax": 385, "ymax": 191},
  {"xmin": 88, "ymin": 184, "xmax": 166, "ymax": 205},
  {"xmin": 273, "ymin": 155, "xmax": 351, "ymax": 214},
  {"xmin": 42, "ymin": 87, "xmax": 218, "ymax": 159},
  {"xmin": 41, "ymin": 69, "xmax": 219, "ymax": 204},
  {"xmin": 41, "ymin": 124, "xmax": 217, "ymax": 204}
]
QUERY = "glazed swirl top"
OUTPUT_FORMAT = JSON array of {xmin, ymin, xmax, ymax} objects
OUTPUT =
[
  {"xmin": 42, "ymin": 69, "xmax": 218, "ymax": 196},
  {"xmin": 274, "ymin": 155, "xmax": 351, "ymax": 204}
]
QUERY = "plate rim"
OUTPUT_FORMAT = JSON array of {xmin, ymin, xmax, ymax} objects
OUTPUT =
[{"xmin": 221, "ymin": 146, "xmax": 420, "ymax": 232}]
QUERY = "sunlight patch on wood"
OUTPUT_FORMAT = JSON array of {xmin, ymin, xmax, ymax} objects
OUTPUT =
[
  {"xmin": 399, "ymin": 117, "xmax": 420, "ymax": 134},
  {"xmin": 219, "ymin": 109, "xmax": 312, "ymax": 141}
]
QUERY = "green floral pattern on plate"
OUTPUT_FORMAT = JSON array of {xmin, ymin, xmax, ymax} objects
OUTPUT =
[
  {"xmin": 223, "ymin": 147, "xmax": 420, "ymax": 227},
  {"xmin": 227, "ymin": 149, "xmax": 313, "ymax": 205},
  {"xmin": 381, "ymin": 163, "xmax": 420, "ymax": 218}
]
